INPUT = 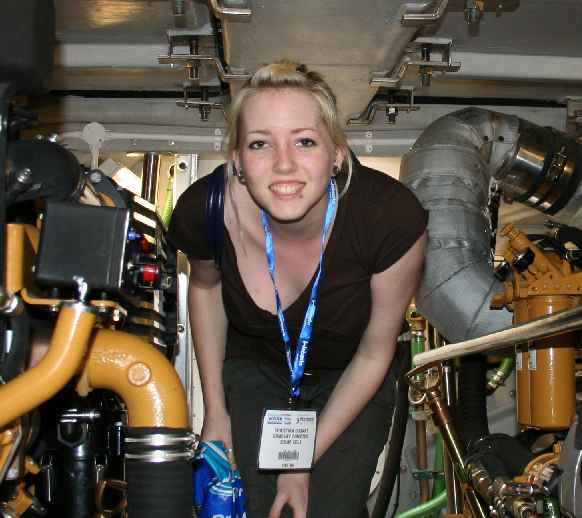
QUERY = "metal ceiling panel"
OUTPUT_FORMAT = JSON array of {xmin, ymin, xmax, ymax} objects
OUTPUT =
[{"xmin": 222, "ymin": 0, "xmax": 419, "ymax": 120}]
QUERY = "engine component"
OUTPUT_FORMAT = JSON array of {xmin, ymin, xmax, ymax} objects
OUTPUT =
[
  {"xmin": 76, "ymin": 329, "xmax": 188, "ymax": 427},
  {"xmin": 491, "ymin": 224, "xmax": 578, "ymax": 430},
  {"xmin": 5, "ymin": 141, "xmax": 83, "ymax": 205},
  {"xmin": 406, "ymin": 362, "xmax": 489, "ymax": 518},
  {"xmin": 0, "ymin": 301, "xmax": 98, "ymax": 429},
  {"xmin": 400, "ymin": 107, "xmax": 582, "ymax": 345},
  {"xmin": 124, "ymin": 428, "xmax": 194, "ymax": 518},
  {"xmin": 36, "ymin": 202, "xmax": 130, "ymax": 293},
  {"xmin": 53, "ymin": 416, "xmax": 97, "ymax": 517}
]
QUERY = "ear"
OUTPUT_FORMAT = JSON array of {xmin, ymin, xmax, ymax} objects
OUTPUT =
[
  {"xmin": 335, "ymin": 147, "xmax": 346, "ymax": 169},
  {"xmin": 232, "ymin": 149, "xmax": 241, "ymax": 172}
]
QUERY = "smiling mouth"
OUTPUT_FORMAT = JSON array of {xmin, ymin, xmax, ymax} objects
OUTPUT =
[{"xmin": 269, "ymin": 183, "xmax": 304, "ymax": 195}]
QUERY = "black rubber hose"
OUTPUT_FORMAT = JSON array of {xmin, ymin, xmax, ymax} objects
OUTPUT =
[
  {"xmin": 457, "ymin": 354, "xmax": 490, "ymax": 448},
  {"xmin": 458, "ymin": 355, "xmax": 534, "ymax": 479},
  {"xmin": 471, "ymin": 434, "xmax": 533, "ymax": 478},
  {"xmin": 370, "ymin": 344, "xmax": 412, "ymax": 518},
  {"xmin": 53, "ymin": 419, "xmax": 96, "ymax": 518},
  {"xmin": 125, "ymin": 427, "xmax": 193, "ymax": 518}
]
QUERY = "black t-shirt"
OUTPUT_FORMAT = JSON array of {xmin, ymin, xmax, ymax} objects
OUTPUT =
[{"xmin": 168, "ymin": 162, "xmax": 427, "ymax": 371}]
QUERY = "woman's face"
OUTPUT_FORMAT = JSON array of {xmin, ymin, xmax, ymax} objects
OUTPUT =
[{"xmin": 234, "ymin": 88, "xmax": 341, "ymax": 225}]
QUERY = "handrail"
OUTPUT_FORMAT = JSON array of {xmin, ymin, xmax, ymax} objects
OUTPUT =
[
  {"xmin": 414, "ymin": 304, "xmax": 582, "ymax": 366},
  {"xmin": 208, "ymin": 0, "xmax": 252, "ymax": 21}
]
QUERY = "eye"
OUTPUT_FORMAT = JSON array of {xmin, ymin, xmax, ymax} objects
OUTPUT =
[
  {"xmin": 297, "ymin": 138, "xmax": 316, "ymax": 147},
  {"xmin": 248, "ymin": 140, "xmax": 267, "ymax": 150}
]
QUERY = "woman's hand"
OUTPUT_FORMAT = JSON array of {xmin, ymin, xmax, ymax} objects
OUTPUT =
[
  {"xmin": 201, "ymin": 409, "xmax": 236, "ymax": 468},
  {"xmin": 268, "ymin": 472, "xmax": 310, "ymax": 518}
]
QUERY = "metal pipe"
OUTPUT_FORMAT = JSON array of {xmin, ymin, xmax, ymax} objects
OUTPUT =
[
  {"xmin": 141, "ymin": 152, "xmax": 159, "ymax": 205},
  {"xmin": 77, "ymin": 329, "xmax": 188, "ymax": 427},
  {"xmin": 415, "ymin": 420, "xmax": 431, "ymax": 502},
  {"xmin": 395, "ymin": 490, "xmax": 447, "ymax": 518},
  {"xmin": 407, "ymin": 364, "xmax": 488, "ymax": 517},
  {"xmin": 422, "ymin": 387, "xmax": 488, "ymax": 518},
  {"xmin": 0, "ymin": 423, "xmax": 21, "ymax": 485},
  {"xmin": 486, "ymin": 357, "xmax": 515, "ymax": 395},
  {"xmin": 441, "ymin": 365, "xmax": 463, "ymax": 515},
  {"xmin": 0, "ymin": 302, "xmax": 97, "ymax": 428},
  {"xmin": 414, "ymin": 304, "xmax": 582, "ymax": 366}
]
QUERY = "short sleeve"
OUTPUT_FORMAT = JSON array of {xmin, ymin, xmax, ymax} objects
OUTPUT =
[
  {"xmin": 351, "ymin": 167, "xmax": 428, "ymax": 274},
  {"xmin": 167, "ymin": 175, "xmax": 213, "ymax": 260}
]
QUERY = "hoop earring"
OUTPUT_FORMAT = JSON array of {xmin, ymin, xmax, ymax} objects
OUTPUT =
[
  {"xmin": 235, "ymin": 166, "xmax": 247, "ymax": 184},
  {"xmin": 332, "ymin": 165, "xmax": 340, "ymax": 178}
]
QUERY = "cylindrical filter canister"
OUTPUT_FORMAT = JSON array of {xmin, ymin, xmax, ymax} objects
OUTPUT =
[{"xmin": 514, "ymin": 296, "xmax": 576, "ymax": 430}]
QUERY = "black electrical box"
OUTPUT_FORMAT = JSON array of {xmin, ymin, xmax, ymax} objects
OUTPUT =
[{"xmin": 36, "ymin": 202, "xmax": 130, "ymax": 292}]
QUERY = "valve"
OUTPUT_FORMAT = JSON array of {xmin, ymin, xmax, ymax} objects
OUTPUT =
[{"xmin": 511, "ymin": 248, "xmax": 535, "ymax": 273}]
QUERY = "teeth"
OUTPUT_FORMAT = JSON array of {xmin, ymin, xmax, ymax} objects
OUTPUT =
[{"xmin": 270, "ymin": 183, "xmax": 301, "ymax": 195}]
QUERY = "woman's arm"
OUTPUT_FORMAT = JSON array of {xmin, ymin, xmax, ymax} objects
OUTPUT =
[
  {"xmin": 314, "ymin": 231, "xmax": 426, "ymax": 460},
  {"xmin": 188, "ymin": 259, "xmax": 234, "ymax": 458},
  {"xmin": 270, "ymin": 232, "xmax": 426, "ymax": 518}
]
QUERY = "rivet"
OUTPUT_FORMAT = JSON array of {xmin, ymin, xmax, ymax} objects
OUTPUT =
[{"xmin": 128, "ymin": 362, "xmax": 152, "ymax": 386}]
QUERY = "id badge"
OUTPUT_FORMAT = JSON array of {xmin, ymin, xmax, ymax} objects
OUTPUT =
[{"xmin": 257, "ymin": 409, "xmax": 317, "ymax": 470}]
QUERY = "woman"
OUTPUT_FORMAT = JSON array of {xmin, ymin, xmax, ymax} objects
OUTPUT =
[{"xmin": 169, "ymin": 61, "xmax": 427, "ymax": 518}]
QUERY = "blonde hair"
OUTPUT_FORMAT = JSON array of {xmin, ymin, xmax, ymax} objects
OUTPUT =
[{"xmin": 226, "ymin": 60, "xmax": 353, "ymax": 197}]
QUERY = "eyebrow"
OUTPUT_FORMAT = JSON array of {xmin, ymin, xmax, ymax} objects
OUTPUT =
[{"xmin": 246, "ymin": 127, "xmax": 319, "ymax": 136}]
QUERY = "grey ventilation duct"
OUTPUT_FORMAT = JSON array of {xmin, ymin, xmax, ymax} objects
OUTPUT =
[{"xmin": 400, "ymin": 107, "xmax": 582, "ymax": 342}]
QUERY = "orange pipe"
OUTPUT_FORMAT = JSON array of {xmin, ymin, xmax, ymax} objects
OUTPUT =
[
  {"xmin": 0, "ymin": 303, "xmax": 97, "ymax": 429},
  {"xmin": 78, "ymin": 329, "xmax": 188, "ymax": 428}
]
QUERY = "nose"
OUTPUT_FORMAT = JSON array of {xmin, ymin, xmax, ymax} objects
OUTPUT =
[{"xmin": 273, "ymin": 143, "xmax": 296, "ymax": 174}]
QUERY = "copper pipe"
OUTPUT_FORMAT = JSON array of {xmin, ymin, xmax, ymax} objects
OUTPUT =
[
  {"xmin": 415, "ymin": 420, "xmax": 431, "ymax": 502},
  {"xmin": 0, "ymin": 302, "xmax": 97, "ymax": 428},
  {"xmin": 442, "ymin": 364, "xmax": 463, "ymax": 514},
  {"xmin": 78, "ymin": 329, "xmax": 188, "ymax": 428},
  {"xmin": 407, "ymin": 364, "xmax": 488, "ymax": 518},
  {"xmin": 426, "ymin": 391, "xmax": 488, "ymax": 518}
]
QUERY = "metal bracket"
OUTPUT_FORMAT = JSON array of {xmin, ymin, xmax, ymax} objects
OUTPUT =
[
  {"xmin": 208, "ymin": 0, "xmax": 252, "ymax": 21},
  {"xmin": 412, "ymin": 469, "xmax": 445, "ymax": 481},
  {"xmin": 347, "ymin": 87, "xmax": 419, "ymax": 126},
  {"xmin": 158, "ymin": 53, "xmax": 250, "ymax": 83},
  {"xmin": 371, "ymin": 37, "xmax": 460, "ymax": 88},
  {"xmin": 566, "ymin": 97, "xmax": 582, "ymax": 141},
  {"xmin": 159, "ymin": 32, "xmax": 251, "ymax": 83},
  {"xmin": 177, "ymin": 87, "xmax": 228, "ymax": 122},
  {"xmin": 401, "ymin": 0, "xmax": 449, "ymax": 24}
]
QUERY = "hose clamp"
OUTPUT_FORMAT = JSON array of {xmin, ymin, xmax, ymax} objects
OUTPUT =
[
  {"xmin": 125, "ymin": 432, "xmax": 196, "ymax": 447},
  {"xmin": 125, "ymin": 450, "xmax": 195, "ymax": 463},
  {"xmin": 124, "ymin": 431, "xmax": 196, "ymax": 463}
]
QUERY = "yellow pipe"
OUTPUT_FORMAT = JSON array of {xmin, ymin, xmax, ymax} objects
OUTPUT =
[
  {"xmin": 78, "ymin": 329, "xmax": 188, "ymax": 428},
  {"xmin": 0, "ymin": 303, "xmax": 97, "ymax": 429}
]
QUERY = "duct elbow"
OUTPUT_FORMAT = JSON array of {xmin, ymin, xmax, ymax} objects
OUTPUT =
[
  {"xmin": 79, "ymin": 329, "xmax": 189, "ymax": 428},
  {"xmin": 401, "ymin": 107, "xmax": 582, "ymax": 341}
]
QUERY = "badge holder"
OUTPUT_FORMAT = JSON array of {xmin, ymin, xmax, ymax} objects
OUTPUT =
[
  {"xmin": 256, "ymin": 181, "xmax": 337, "ymax": 472},
  {"xmin": 257, "ymin": 401, "xmax": 317, "ymax": 471}
]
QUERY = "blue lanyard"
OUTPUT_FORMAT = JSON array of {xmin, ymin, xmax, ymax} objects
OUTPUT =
[{"xmin": 260, "ymin": 181, "xmax": 337, "ymax": 403}]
